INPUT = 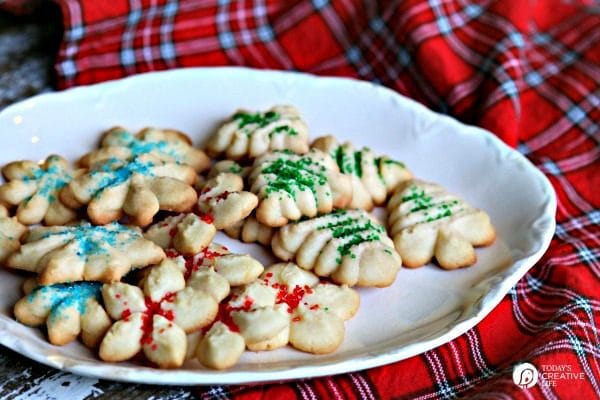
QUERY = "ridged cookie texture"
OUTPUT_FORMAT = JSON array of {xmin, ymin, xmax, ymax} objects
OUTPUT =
[
  {"xmin": 60, "ymin": 154, "xmax": 198, "ymax": 226},
  {"xmin": 5, "ymin": 222, "xmax": 165, "ymax": 284},
  {"xmin": 0, "ymin": 155, "xmax": 79, "ymax": 225},
  {"xmin": 194, "ymin": 263, "xmax": 359, "ymax": 369},
  {"xmin": 14, "ymin": 280, "xmax": 111, "ymax": 347},
  {"xmin": 144, "ymin": 213, "xmax": 216, "ymax": 255},
  {"xmin": 197, "ymin": 172, "xmax": 258, "ymax": 230},
  {"xmin": 312, "ymin": 135, "xmax": 412, "ymax": 210},
  {"xmin": 206, "ymin": 105, "xmax": 309, "ymax": 160},
  {"xmin": 387, "ymin": 180, "xmax": 496, "ymax": 269},
  {"xmin": 248, "ymin": 150, "xmax": 352, "ymax": 227},
  {"xmin": 0, "ymin": 204, "xmax": 27, "ymax": 264},
  {"xmin": 79, "ymin": 126, "xmax": 210, "ymax": 173},
  {"xmin": 272, "ymin": 209, "xmax": 401, "ymax": 287}
]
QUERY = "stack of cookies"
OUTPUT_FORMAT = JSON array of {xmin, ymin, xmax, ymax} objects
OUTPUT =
[{"xmin": 0, "ymin": 105, "xmax": 496, "ymax": 370}]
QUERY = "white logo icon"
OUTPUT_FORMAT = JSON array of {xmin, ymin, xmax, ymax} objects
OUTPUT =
[{"xmin": 513, "ymin": 363, "xmax": 538, "ymax": 388}]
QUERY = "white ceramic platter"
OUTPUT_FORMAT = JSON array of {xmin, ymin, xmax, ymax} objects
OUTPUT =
[{"xmin": 0, "ymin": 68, "xmax": 555, "ymax": 385}]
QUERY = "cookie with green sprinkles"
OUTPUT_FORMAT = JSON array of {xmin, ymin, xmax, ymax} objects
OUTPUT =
[
  {"xmin": 79, "ymin": 126, "xmax": 210, "ymax": 173},
  {"xmin": 60, "ymin": 154, "xmax": 198, "ymax": 226},
  {"xmin": 387, "ymin": 180, "xmax": 496, "ymax": 269},
  {"xmin": 5, "ymin": 221, "xmax": 165, "ymax": 284},
  {"xmin": 0, "ymin": 155, "xmax": 80, "ymax": 225},
  {"xmin": 0, "ymin": 204, "xmax": 27, "ymax": 263},
  {"xmin": 271, "ymin": 209, "xmax": 401, "ymax": 287},
  {"xmin": 248, "ymin": 149, "xmax": 353, "ymax": 227},
  {"xmin": 312, "ymin": 135, "xmax": 412, "ymax": 210},
  {"xmin": 14, "ymin": 278, "xmax": 111, "ymax": 347},
  {"xmin": 206, "ymin": 105, "xmax": 309, "ymax": 160}
]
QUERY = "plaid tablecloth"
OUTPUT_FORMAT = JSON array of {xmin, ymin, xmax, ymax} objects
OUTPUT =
[{"xmin": 6, "ymin": 0, "xmax": 600, "ymax": 398}]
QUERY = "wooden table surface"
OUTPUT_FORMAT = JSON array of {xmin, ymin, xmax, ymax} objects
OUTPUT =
[{"xmin": 0, "ymin": 5, "xmax": 210, "ymax": 399}]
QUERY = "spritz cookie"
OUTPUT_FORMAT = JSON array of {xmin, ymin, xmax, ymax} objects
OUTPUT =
[
  {"xmin": 0, "ymin": 204, "xmax": 26, "ymax": 263},
  {"xmin": 387, "ymin": 180, "xmax": 496, "ymax": 269},
  {"xmin": 197, "ymin": 172, "xmax": 258, "ymax": 230},
  {"xmin": 248, "ymin": 150, "xmax": 352, "ymax": 227},
  {"xmin": 144, "ymin": 213, "xmax": 216, "ymax": 255},
  {"xmin": 60, "ymin": 154, "xmax": 198, "ymax": 226},
  {"xmin": 14, "ymin": 280, "xmax": 111, "ymax": 347},
  {"xmin": 0, "ymin": 155, "xmax": 79, "ymax": 225},
  {"xmin": 5, "ymin": 222, "xmax": 165, "ymax": 284},
  {"xmin": 206, "ymin": 105, "xmax": 309, "ymax": 160},
  {"xmin": 79, "ymin": 126, "xmax": 210, "ymax": 173},
  {"xmin": 195, "ymin": 263, "xmax": 359, "ymax": 369},
  {"xmin": 272, "ymin": 209, "xmax": 401, "ymax": 287},
  {"xmin": 99, "ymin": 257, "xmax": 220, "ymax": 368},
  {"xmin": 312, "ymin": 135, "xmax": 412, "ymax": 210},
  {"xmin": 224, "ymin": 214, "xmax": 274, "ymax": 246}
]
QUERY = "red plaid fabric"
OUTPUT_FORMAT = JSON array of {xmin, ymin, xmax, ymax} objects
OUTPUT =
[{"xmin": 52, "ymin": 0, "xmax": 599, "ymax": 399}]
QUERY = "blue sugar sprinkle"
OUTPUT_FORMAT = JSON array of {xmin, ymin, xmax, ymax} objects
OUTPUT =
[
  {"xmin": 40, "ymin": 222, "xmax": 139, "ymax": 259},
  {"xmin": 90, "ymin": 157, "xmax": 155, "ymax": 197},
  {"xmin": 20, "ymin": 163, "xmax": 72, "ymax": 202},
  {"xmin": 111, "ymin": 129, "xmax": 182, "ymax": 161},
  {"xmin": 29, "ymin": 282, "xmax": 103, "ymax": 323}
]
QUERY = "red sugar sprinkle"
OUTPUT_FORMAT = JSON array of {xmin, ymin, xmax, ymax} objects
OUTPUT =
[
  {"xmin": 165, "ymin": 249, "xmax": 179, "ymax": 258},
  {"xmin": 150, "ymin": 344, "xmax": 158, "ymax": 351},
  {"xmin": 265, "ymin": 272, "xmax": 273, "ymax": 278},
  {"xmin": 274, "ymin": 284, "xmax": 308, "ymax": 313},
  {"xmin": 310, "ymin": 304, "xmax": 319, "ymax": 310},
  {"xmin": 292, "ymin": 316, "xmax": 302, "ymax": 322},
  {"xmin": 200, "ymin": 213, "xmax": 214, "ymax": 224},
  {"xmin": 214, "ymin": 191, "xmax": 232, "ymax": 201},
  {"xmin": 115, "ymin": 293, "xmax": 121, "ymax": 299},
  {"xmin": 168, "ymin": 227, "xmax": 178, "ymax": 238},
  {"xmin": 138, "ymin": 292, "xmax": 178, "ymax": 346},
  {"xmin": 242, "ymin": 296, "xmax": 254, "ymax": 311},
  {"xmin": 121, "ymin": 309, "xmax": 132, "ymax": 321}
]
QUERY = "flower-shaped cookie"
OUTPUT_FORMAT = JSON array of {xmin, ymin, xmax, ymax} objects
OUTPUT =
[
  {"xmin": 387, "ymin": 180, "xmax": 496, "ymax": 269},
  {"xmin": 60, "ymin": 154, "xmax": 198, "ymax": 226},
  {"xmin": 79, "ymin": 126, "xmax": 210, "ymax": 173},
  {"xmin": 312, "ymin": 135, "xmax": 412, "ymax": 210},
  {"xmin": 272, "ymin": 209, "xmax": 401, "ymax": 287},
  {"xmin": 224, "ymin": 214, "xmax": 274, "ymax": 246},
  {"xmin": 99, "ymin": 257, "xmax": 220, "ymax": 368},
  {"xmin": 0, "ymin": 204, "xmax": 27, "ymax": 263},
  {"xmin": 5, "ymin": 222, "xmax": 165, "ymax": 284},
  {"xmin": 197, "ymin": 172, "xmax": 258, "ymax": 229},
  {"xmin": 14, "ymin": 280, "xmax": 111, "ymax": 347},
  {"xmin": 248, "ymin": 150, "xmax": 352, "ymax": 227},
  {"xmin": 145, "ymin": 213, "xmax": 216, "ymax": 255},
  {"xmin": 194, "ymin": 263, "xmax": 359, "ymax": 369},
  {"xmin": 0, "ymin": 155, "xmax": 79, "ymax": 225},
  {"xmin": 206, "ymin": 105, "xmax": 309, "ymax": 160}
]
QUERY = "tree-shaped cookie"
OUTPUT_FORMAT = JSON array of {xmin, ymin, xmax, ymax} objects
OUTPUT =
[
  {"xmin": 312, "ymin": 135, "xmax": 412, "ymax": 210},
  {"xmin": 99, "ymin": 257, "xmax": 220, "ymax": 368},
  {"xmin": 0, "ymin": 204, "xmax": 26, "ymax": 263},
  {"xmin": 5, "ymin": 222, "xmax": 165, "ymax": 284},
  {"xmin": 272, "ymin": 209, "xmax": 401, "ymax": 287},
  {"xmin": 194, "ymin": 263, "xmax": 359, "ymax": 369},
  {"xmin": 79, "ymin": 126, "xmax": 210, "ymax": 173},
  {"xmin": 387, "ymin": 180, "xmax": 496, "ymax": 269},
  {"xmin": 0, "ymin": 155, "xmax": 79, "ymax": 225},
  {"xmin": 145, "ymin": 213, "xmax": 216, "ymax": 255},
  {"xmin": 60, "ymin": 154, "xmax": 198, "ymax": 226},
  {"xmin": 206, "ymin": 105, "xmax": 309, "ymax": 160},
  {"xmin": 14, "ymin": 280, "xmax": 111, "ymax": 346},
  {"xmin": 197, "ymin": 172, "xmax": 258, "ymax": 229},
  {"xmin": 248, "ymin": 150, "xmax": 352, "ymax": 227}
]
